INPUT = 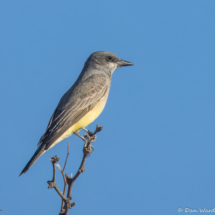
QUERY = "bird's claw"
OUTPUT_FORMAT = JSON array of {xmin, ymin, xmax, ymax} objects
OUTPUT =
[{"xmin": 84, "ymin": 133, "xmax": 97, "ymax": 142}]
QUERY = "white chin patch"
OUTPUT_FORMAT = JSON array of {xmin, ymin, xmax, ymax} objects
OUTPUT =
[{"xmin": 110, "ymin": 62, "xmax": 117, "ymax": 73}]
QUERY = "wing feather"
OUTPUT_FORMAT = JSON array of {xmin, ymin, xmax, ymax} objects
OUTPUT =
[{"xmin": 37, "ymin": 74, "xmax": 109, "ymax": 149}]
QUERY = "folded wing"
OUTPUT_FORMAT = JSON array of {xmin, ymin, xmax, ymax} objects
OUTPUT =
[{"xmin": 38, "ymin": 74, "xmax": 108, "ymax": 149}]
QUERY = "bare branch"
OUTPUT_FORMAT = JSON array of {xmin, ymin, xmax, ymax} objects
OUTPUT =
[
  {"xmin": 66, "ymin": 125, "xmax": 103, "ymax": 200},
  {"xmin": 47, "ymin": 156, "xmax": 68, "ymax": 202},
  {"xmin": 60, "ymin": 142, "xmax": 70, "ymax": 213},
  {"xmin": 47, "ymin": 125, "xmax": 103, "ymax": 215}
]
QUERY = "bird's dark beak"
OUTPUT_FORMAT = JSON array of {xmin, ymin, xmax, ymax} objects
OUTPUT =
[{"xmin": 117, "ymin": 59, "xmax": 134, "ymax": 67}]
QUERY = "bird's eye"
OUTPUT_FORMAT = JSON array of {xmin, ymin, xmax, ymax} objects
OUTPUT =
[{"xmin": 106, "ymin": 56, "xmax": 112, "ymax": 61}]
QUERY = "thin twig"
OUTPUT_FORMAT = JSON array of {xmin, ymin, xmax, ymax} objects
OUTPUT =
[
  {"xmin": 60, "ymin": 142, "xmax": 70, "ymax": 212},
  {"xmin": 63, "ymin": 143, "xmax": 70, "ymax": 171},
  {"xmin": 47, "ymin": 125, "xmax": 103, "ymax": 215},
  {"xmin": 47, "ymin": 156, "xmax": 69, "ymax": 202},
  {"xmin": 66, "ymin": 125, "xmax": 103, "ymax": 199}
]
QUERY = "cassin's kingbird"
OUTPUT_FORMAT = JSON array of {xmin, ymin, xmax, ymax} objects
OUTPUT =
[{"xmin": 20, "ymin": 51, "xmax": 133, "ymax": 176}]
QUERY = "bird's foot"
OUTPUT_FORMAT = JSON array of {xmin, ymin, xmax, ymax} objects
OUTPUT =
[
  {"xmin": 82, "ymin": 127, "xmax": 95, "ymax": 137},
  {"xmin": 82, "ymin": 125, "xmax": 103, "ymax": 142},
  {"xmin": 84, "ymin": 133, "xmax": 97, "ymax": 143}
]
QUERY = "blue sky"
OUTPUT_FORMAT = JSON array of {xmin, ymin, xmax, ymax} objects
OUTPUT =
[{"xmin": 0, "ymin": 0, "xmax": 215, "ymax": 214}]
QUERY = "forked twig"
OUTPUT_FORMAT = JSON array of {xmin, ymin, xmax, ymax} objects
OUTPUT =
[{"xmin": 47, "ymin": 125, "xmax": 103, "ymax": 215}]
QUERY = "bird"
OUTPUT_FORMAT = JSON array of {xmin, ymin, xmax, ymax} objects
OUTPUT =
[{"xmin": 19, "ymin": 51, "xmax": 133, "ymax": 176}]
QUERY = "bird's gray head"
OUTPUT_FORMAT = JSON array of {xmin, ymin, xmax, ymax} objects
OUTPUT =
[{"xmin": 84, "ymin": 51, "xmax": 133, "ymax": 77}]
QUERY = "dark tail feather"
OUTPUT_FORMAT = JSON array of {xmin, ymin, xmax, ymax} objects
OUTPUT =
[{"xmin": 19, "ymin": 144, "xmax": 46, "ymax": 176}]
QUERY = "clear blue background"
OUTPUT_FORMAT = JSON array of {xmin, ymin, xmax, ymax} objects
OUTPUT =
[{"xmin": 0, "ymin": 0, "xmax": 215, "ymax": 214}]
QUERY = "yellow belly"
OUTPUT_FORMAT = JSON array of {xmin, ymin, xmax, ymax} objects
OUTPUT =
[{"xmin": 49, "ymin": 96, "xmax": 107, "ymax": 149}]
